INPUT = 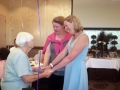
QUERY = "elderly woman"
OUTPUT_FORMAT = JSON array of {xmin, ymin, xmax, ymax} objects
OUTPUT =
[{"xmin": 1, "ymin": 32, "xmax": 48, "ymax": 90}]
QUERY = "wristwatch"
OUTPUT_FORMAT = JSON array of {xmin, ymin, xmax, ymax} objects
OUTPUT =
[{"xmin": 49, "ymin": 63, "xmax": 53, "ymax": 68}]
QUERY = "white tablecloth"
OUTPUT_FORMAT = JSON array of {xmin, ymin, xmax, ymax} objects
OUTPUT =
[{"xmin": 86, "ymin": 58, "xmax": 120, "ymax": 71}]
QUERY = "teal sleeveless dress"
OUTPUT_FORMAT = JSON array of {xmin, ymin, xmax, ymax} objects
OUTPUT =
[{"xmin": 63, "ymin": 33, "xmax": 88, "ymax": 90}]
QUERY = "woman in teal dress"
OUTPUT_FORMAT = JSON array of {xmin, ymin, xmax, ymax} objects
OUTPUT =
[{"xmin": 46, "ymin": 15, "xmax": 89, "ymax": 90}]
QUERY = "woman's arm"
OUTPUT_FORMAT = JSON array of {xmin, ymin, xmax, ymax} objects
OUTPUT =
[
  {"xmin": 40, "ymin": 54, "xmax": 44, "ymax": 63},
  {"xmin": 22, "ymin": 71, "xmax": 49, "ymax": 83},
  {"xmin": 32, "ymin": 66, "xmax": 46, "ymax": 73},
  {"xmin": 22, "ymin": 74, "xmax": 41, "ymax": 83},
  {"xmin": 43, "ymin": 43, "xmax": 51, "ymax": 66},
  {"xmin": 51, "ymin": 34, "xmax": 88, "ymax": 72},
  {"xmin": 50, "ymin": 43, "xmax": 68, "ymax": 67}
]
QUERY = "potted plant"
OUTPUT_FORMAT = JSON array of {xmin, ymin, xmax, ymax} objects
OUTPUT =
[
  {"xmin": 110, "ymin": 35, "xmax": 118, "ymax": 51},
  {"xmin": 91, "ymin": 35, "xmax": 97, "ymax": 50}
]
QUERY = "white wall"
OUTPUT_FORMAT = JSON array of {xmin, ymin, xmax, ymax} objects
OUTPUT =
[
  {"xmin": 73, "ymin": 0, "xmax": 120, "ymax": 28},
  {"xmin": 0, "ymin": 0, "xmax": 71, "ymax": 46}
]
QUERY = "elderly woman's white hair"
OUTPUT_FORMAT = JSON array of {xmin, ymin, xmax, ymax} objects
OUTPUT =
[{"xmin": 16, "ymin": 32, "xmax": 34, "ymax": 47}]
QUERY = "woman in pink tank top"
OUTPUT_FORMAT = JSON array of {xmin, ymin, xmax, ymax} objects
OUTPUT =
[{"xmin": 0, "ymin": 47, "xmax": 10, "ymax": 79}]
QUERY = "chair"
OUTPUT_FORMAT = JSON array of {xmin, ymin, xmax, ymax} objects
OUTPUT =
[{"xmin": 33, "ymin": 50, "xmax": 42, "ymax": 62}]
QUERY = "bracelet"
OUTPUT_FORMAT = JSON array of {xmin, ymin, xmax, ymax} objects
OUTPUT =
[{"xmin": 50, "ymin": 63, "xmax": 53, "ymax": 68}]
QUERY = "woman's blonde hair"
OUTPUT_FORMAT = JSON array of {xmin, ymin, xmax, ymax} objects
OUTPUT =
[{"xmin": 65, "ymin": 15, "xmax": 83, "ymax": 32}]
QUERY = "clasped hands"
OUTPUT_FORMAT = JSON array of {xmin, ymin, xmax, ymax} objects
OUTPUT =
[
  {"xmin": 42, "ymin": 65, "xmax": 54, "ymax": 78},
  {"xmin": 35, "ymin": 65, "xmax": 54, "ymax": 78}
]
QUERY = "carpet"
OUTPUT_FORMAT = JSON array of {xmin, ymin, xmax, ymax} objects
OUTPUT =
[{"xmin": 89, "ymin": 80, "xmax": 120, "ymax": 90}]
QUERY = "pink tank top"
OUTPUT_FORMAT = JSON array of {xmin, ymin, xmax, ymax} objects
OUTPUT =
[{"xmin": 0, "ymin": 60, "xmax": 6, "ymax": 79}]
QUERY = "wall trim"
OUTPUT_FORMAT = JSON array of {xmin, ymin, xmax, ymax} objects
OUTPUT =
[
  {"xmin": 6, "ymin": 45, "xmax": 43, "ymax": 50},
  {"xmin": 84, "ymin": 28, "xmax": 120, "ymax": 30}
]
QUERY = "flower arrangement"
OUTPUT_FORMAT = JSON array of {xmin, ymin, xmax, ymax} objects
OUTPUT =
[
  {"xmin": 90, "ymin": 31, "xmax": 115, "ymax": 58},
  {"xmin": 97, "ymin": 31, "xmax": 112, "ymax": 52},
  {"xmin": 98, "ymin": 41, "xmax": 106, "ymax": 45}
]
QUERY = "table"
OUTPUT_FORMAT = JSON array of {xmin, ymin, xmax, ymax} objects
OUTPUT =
[
  {"xmin": 86, "ymin": 58, "xmax": 120, "ymax": 81},
  {"xmin": 86, "ymin": 58, "xmax": 120, "ymax": 71},
  {"xmin": 30, "ymin": 61, "xmax": 43, "ymax": 67}
]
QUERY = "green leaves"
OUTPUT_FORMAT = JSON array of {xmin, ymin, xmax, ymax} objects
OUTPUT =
[
  {"xmin": 91, "ymin": 35, "xmax": 96, "ymax": 39},
  {"xmin": 91, "ymin": 40, "xmax": 96, "ymax": 44}
]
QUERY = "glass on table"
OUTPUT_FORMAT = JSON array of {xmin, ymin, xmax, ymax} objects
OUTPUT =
[
  {"xmin": 107, "ymin": 55, "xmax": 110, "ymax": 59},
  {"xmin": 35, "ymin": 59, "xmax": 38, "ymax": 65},
  {"xmin": 29, "ymin": 57, "xmax": 35, "ymax": 67},
  {"xmin": 109, "ymin": 52, "xmax": 114, "ymax": 58}
]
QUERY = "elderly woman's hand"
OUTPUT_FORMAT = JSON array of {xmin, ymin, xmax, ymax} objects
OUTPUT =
[
  {"xmin": 32, "ymin": 66, "xmax": 47, "ymax": 73},
  {"xmin": 42, "ymin": 68, "xmax": 53, "ymax": 78},
  {"xmin": 40, "ymin": 65, "xmax": 46, "ymax": 73}
]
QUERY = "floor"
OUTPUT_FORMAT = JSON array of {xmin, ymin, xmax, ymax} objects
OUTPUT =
[
  {"xmin": 32, "ymin": 78, "xmax": 120, "ymax": 90},
  {"xmin": 88, "ymin": 80, "xmax": 120, "ymax": 90},
  {"xmin": 1, "ymin": 80, "xmax": 120, "ymax": 90}
]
